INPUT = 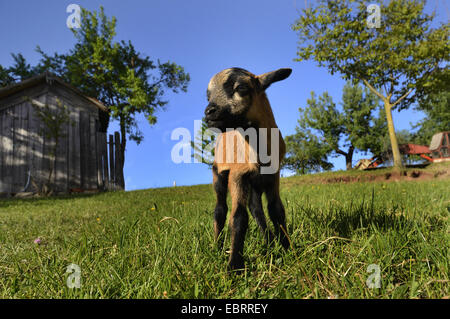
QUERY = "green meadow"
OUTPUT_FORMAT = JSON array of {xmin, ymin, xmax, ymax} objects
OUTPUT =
[{"xmin": 0, "ymin": 166, "xmax": 449, "ymax": 299}]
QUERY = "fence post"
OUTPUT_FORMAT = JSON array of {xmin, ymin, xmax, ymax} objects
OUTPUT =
[
  {"xmin": 109, "ymin": 134, "xmax": 115, "ymax": 190},
  {"xmin": 114, "ymin": 131, "xmax": 124, "ymax": 190},
  {"xmin": 102, "ymin": 133, "xmax": 109, "ymax": 190},
  {"xmin": 96, "ymin": 132, "xmax": 103, "ymax": 190}
]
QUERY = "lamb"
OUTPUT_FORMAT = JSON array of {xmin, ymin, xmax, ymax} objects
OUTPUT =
[{"xmin": 204, "ymin": 67, "xmax": 292, "ymax": 271}]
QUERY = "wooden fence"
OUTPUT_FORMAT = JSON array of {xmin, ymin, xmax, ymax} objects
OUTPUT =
[{"xmin": 97, "ymin": 131, "xmax": 124, "ymax": 191}]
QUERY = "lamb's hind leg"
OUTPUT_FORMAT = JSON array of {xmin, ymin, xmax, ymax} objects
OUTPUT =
[
  {"xmin": 213, "ymin": 166, "xmax": 228, "ymax": 250},
  {"xmin": 248, "ymin": 186, "xmax": 274, "ymax": 245},
  {"xmin": 265, "ymin": 174, "xmax": 290, "ymax": 249}
]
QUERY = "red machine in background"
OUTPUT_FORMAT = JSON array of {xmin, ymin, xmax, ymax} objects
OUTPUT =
[{"xmin": 355, "ymin": 131, "xmax": 450, "ymax": 170}]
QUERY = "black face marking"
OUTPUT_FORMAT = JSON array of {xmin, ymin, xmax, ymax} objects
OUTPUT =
[
  {"xmin": 223, "ymin": 68, "xmax": 252, "ymax": 98},
  {"xmin": 251, "ymin": 77, "xmax": 262, "ymax": 93},
  {"xmin": 236, "ymin": 83, "xmax": 250, "ymax": 96}
]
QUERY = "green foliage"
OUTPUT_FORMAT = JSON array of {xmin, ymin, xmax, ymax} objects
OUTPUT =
[
  {"xmin": 191, "ymin": 118, "xmax": 216, "ymax": 168},
  {"xmin": 0, "ymin": 54, "xmax": 39, "ymax": 86},
  {"xmin": 285, "ymin": 82, "xmax": 386, "ymax": 171},
  {"xmin": 283, "ymin": 130, "xmax": 333, "ymax": 174},
  {"xmin": 340, "ymin": 83, "xmax": 387, "ymax": 155},
  {"xmin": 413, "ymin": 90, "xmax": 450, "ymax": 145}
]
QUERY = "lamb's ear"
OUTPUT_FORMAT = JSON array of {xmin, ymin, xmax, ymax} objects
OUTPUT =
[{"xmin": 257, "ymin": 68, "xmax": 292, "ymax": 90}]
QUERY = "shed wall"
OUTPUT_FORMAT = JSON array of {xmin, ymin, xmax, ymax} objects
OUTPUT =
[{"xmin": 0, "ymin": 83, "xmax": 108, "ymax": 194}]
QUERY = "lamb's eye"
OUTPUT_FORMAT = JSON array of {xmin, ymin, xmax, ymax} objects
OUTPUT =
[{"xmin": 235, "ymin": 84, "xmax": 250, "ymax": 96}]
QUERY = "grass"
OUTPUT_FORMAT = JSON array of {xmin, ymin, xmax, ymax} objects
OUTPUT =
[{"xmin": 0, "ymin": 166, "xmax": 449, "ymax": 298}]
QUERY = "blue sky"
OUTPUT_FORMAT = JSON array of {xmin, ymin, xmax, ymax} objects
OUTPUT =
[{"xmin": 1, "ymin": 0, "xmax": 447, "ymax": 190}]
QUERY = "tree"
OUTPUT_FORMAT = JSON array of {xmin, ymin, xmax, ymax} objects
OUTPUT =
[
  {"xmin": 191, "ymin": 118, "xmax": 216, "ymax": 168},
  {"xmin": 285, "ymin": 82, "xmax": 386, "ymax": 172},
  {"xmin": 283, "ymin": 130, "xmax": 333, "ymax": 174},
  {"xmin": 0, "ymin": 53, "xmax": 40, "ymax": 86},
  {"xmin": 292, "ymin": 0, "xmax": 449, "ymax": 170},
  {"xmin": 1, "ymin": 7, "xmax": 190, "ymax": 188},
  {"xmin": 412, "ymin": 90, "xmax": 450, "ymax": 145}
]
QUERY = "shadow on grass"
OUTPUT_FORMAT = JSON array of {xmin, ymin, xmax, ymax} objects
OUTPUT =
[
  {"xmin": 324, "ymin": 205, "xmax": 410, "ymax": 238},
  {"xmin": 0, "ymin": 190, "xmax": 116, "ymax": 209},
  {"xmin": 299, "ymin": 190, "xmax": 428, "ymax": 238}
]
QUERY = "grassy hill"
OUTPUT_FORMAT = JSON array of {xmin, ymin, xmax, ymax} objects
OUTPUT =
[{"xmin": 0, "ymin": 163, "xmax": 449, "ymax": 298}]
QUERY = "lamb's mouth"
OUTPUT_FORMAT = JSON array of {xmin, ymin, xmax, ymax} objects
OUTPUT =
[{"xmin": 205, "ymin": 119, "xmax": 226, "ymax": 131}]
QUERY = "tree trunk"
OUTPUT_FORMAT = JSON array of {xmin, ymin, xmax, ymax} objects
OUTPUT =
[
  {"xmin": 384, "ymin": 101, "xmax": 403, "ymax": 170},
  {"xmin": 119, "ymin": 116, "xmax": 126, "ymax": 189},
  {"xmin": 345, "ymin": 145, "xmax": 354, "ymax": 170}
]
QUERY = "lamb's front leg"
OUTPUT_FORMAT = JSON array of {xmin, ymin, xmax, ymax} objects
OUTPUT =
[
  {"xmin": 227, "ymin": 172, "xmax": 249, "ymax": 271},
  {"xmin": 213, "ymin": 166, "xmax": 228, "ymax": 250}
]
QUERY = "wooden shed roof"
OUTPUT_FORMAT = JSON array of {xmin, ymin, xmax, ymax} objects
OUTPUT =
[{"xmin": 0, "ymin": 72, "xmax": 108, "ymax": 112}]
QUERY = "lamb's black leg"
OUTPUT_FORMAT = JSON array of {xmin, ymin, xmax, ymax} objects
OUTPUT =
[
  {"xmin": 213, "ymin": 167, "xmax": 228, "ymax": 250},
  {"xmin": 228, "ymin": 172, "xmax": 249, "ymax": 271},
  {"xmin": 248, "ymin": 187, "xmax": 274, "ymax": 244},
  {"xmin": 265, "ymin": 174, "xmax": 290, "ymax": 249},
  {"xmin": 228, "ymin": 203, "xmax": 248, "ymax": 271}
]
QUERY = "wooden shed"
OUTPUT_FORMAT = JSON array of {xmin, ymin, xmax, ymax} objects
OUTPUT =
[{"xmin": 0, "ymin": 72, "xmax": 123, "ymax": 195}]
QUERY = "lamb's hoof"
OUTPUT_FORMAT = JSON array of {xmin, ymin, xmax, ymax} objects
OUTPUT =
[
  {"xmin": 228, "ymin": 259, "xmax": 245, "ymax": 274},
  {"xmin": 281, "ymin": 238, "xmax": 290, "ymax": 250}
]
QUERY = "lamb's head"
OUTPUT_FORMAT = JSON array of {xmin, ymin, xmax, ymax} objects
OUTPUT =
[{"xmin": 204, "ymin": 67, "xmax": 292, "ymax": 131}]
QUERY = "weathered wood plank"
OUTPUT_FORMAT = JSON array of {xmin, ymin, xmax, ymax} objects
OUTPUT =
[
  {"xmin": 12, "ymin": 104, "xmax": 20, "ymax": 192},
  {"xmin": 101, "ymin": 132, "xmax": 109, "ymax": 190},
  {"xmin": 2, "ymin": 108, "xmax": 14, "ymax": 193},
  {"xmin": 23, "ymin": 101, "xmax": 33, "ymax": 193},
  {"xmin": 73, "ymin": 110, "xmax": 81, "ymax": 189},
  {"xmin": 79, "ymin": 111, "xmax": 90, "ymax": 189},
  {"xmin": 114, "ymin": 131, "xmax": 123, "ymax": 190},
  {"xmin": 109, "ymin": 134, "xmax": 115, "ymax": 190},
  {"xmin": 15, "ymin": 102, "xmax": 29, "ymax": 192},
  {"xmin": 88, "ymin": 115, "xmax": 97, "ymax": 189},
  {"xmin": 42, "ymin": 94, "xmax": 57, "ymax": 190},
  {"xmin": 28, "ymin": 95, "xmax": 46, "ymax": 192},
  {"xmin": 50, "ymin": 83, "xmax": 100, "ymax": 118},
  {"xmin": 51, "ymin": 96, "xmax": 69, "ymax": 192},
  {"xmin": 96, "ymin": 132, "xmax": 104, "ymax": 189},
  {"xmin": 0, "ymin": 110, "xmax": 4, "ymax": 192},
  {"xmin": 68, "ymin": 108, "xmax": 80, "ymax": 189},
  {"xmin": 22, "ymin": 103, "xmax": 30, "ymax": 192}
]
